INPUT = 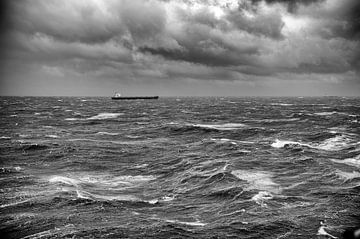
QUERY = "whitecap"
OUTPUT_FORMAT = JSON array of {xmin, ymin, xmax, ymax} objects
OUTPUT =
[
  {"xmin": 335, "ymin": 170, "xmax": 360, "ymax": 181},
  {"xmin": 330, "ymin": 155, "xmax": 360, "ymax": 167},
  {"xmin": 49, "ymin": 174, "xmax": 156, "ymax": 188},
  {"xmin": 0, "ymin": 199, "xmax": 31, "ymax": 209},
  {"xmin": 272, "ymin": 135, "xmax": 352, "ymax": 151},
  {"xmin": 210, "ymin": 138, "xmax": 238, "ymax": 145},
  {"xmin": 165, "ymin": 219, "xmax": 207, "ymax": 226},
  {"xmin": 160, "ymin": 195, "xmax": 175, "ymax": 202},
  {"xmin": 316, "ymin": 135, "xmax": 352, "ymax": 151},
  {"xmin": 231, "ymin": 170, "xmax": 281, "ymax": 193},
  {"xmin": 34, "ymin": 112, "xmax": 41, "ymax": 115},
  {"xmin": 19, "ymin": 134, "xmax": 30, "ymax": 138},
  {"xmin": 64, "ymin": 118, "xmax": 78, "ymax": 121},
  {"xmin": 76, "ymin": 190, "xmax": 140, "ymax": 202},
  {"xmin": 46, "ymin": 135, "xmax": 59, "ymax": 138},
  {"xmin": 49, "ymin": 176, "xmax": 79, "ymax": 186},
  {"xmin": 148, "ymin": 199, "xmax": 159, "ymax": 204},
  {"xmin": 253, "ymin": 118, "xmax": 300, "ymax": 123},
  {"xmin": 314, "ymin": 112, "xmax": 338, "ymax": 116},
  {"xmin": 0, "ymin": 136, "xmax": 11, "ymax": 140},
  {"xmin": 251, "ymin": 191, "xmax": 274, "ymax": 207},
  {"xmin": 86, "ymin": 113, "xmax": 123, "ymax": 120},
  {"xmin": 314, "ymin": 111, "xmax": 350, "ymax": 116},
  {"xmin": 96, "ymin": 132, "xmax": 120, "ymax": 136},
  {"xmin": 316, "ymin": 222, "xmax": 338, "ymax": 239},
  {"xmin": 270, "ymin": 103, "xmax": 293, "ymax": 106},
  {"xmin": 192, "ymin": 123, "xmax": 246, "ymax": 130},
  {"xmin": 14, "ymin": 166, "xmax": 22, "ymax": 171},
  {"xmin": 271, "ymin": 139, "xmax": 309, "ymax": 149}
]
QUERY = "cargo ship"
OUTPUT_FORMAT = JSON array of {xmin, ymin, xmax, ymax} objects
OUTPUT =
[{"xmin": 111, "ymin": 92, "xmax": 159, "ymax": 100}]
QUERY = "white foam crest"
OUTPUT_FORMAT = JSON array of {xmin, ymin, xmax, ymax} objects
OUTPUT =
[
  {"xmin": 49, "ymin": 174, "xmax": 156, "ymax": 188},
  {"xmin": 0, "ymin": 199, "xmax": 31, "ymax": 208},
  {"xmin": 76, "ymin": 190, "xmax": 140, "ymax": 202},
  {"xmin": 251, "ymin": 191, "xmax": 274, "ymax": 207},
  {"xmin": 317, "ymin": 222, "xmax": 338, "ymax": 239},
  {"xmin": 270, "ymin": 103, "xmax": 293, "ymax": 106},
  {"xmin": 231, "ymin": 170, "xmax": 281, "ymax": 193},
  {"xmin": 271, "ymin": 139, "xmax": 309, "ymax": 148},
  {"xmin": 314, "ymin": 111, "xmax": 337, "ymax": 116},
  {"xmin": 165, "ymin": 219, "xmax": 207, "ymax": 226},
  {"xmin": 253, "ymin": 118, "xmax": 300, "ymax": 123},
  {"xmin": 160, "ymin": 195, "xmax": 175, "ymax": 202},
  {"xmin": 335, "ymin": 170, "xmax": 360, "ymax": 181},
  {"xmin": 86, "ymin": 113, "xmax": 123, "ymax": 120},
  {"xmin": 46, "ymin": 135, "xmax": 59, "ymax": 138},
  {"xmin": 49, "ymin": 176, "xmax": 79, "ymax": 186},
  {"xmin": 210, "ymin": 138, "xmax": 237, "ymax": 145},
  {"xmin": 314, "ymin": 111, "xmax": 351, "ymax": 116},
  {"xmin": 272, "ymin": 135, "xmax": 352, "ymax": 151},
  {"xmin": 64, "ymin": 118, "xmax": 78, "ymax": 121},
  {"xmin": 96, "ymin": 132, "xmax": 120, "ymax": 136},
  {"xmin": 0, "ymin": 136, "xmax": 11, "ymax": 139},
  {"xmin": 331, "ymin": 154, "xmax": 360, "ymax": 167},
  {"xmin": 191, "ymin": 123, "xmax": 246, "ymax": 130},
  {"xmin": 316, "ymin": 135, "xmax": 351, "ymax": 151}
]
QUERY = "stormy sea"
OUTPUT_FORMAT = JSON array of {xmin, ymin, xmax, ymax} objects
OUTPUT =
[{"xmin": 0, "ymin": 96, "xmax": 359, "ymax": 239}]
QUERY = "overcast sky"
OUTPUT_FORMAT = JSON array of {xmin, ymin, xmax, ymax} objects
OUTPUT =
[{"xmin": 0, "ymin": 0, "xmax": 359, "ymax": 96}]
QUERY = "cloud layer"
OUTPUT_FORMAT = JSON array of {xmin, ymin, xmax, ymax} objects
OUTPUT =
[{"xmin": 1, "ymin": 0, "xmax": 359, "ymax": 96}]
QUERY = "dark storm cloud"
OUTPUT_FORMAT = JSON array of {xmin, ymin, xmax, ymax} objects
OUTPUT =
[
  {"xmin": 226, "ymin": 9, "xmax": 284, "ymax": 39},
  {"xmin": 1, "ymin": 0, "xmax": 359, "ymax": 89},
  {"xmin": 139, "ymin": 44, "xmax": 257, "ymax": 67},
  {"xmin": 250, "ymin": 0, "xmax": 325, "ymax": 13},
  {"xmin": 258, "ymin": 0, "xmax": 360, "ymax": 39}
]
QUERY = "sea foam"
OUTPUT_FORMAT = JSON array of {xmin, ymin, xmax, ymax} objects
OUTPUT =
[
  {"xmin": 165, "ymin": 219, "xmax": 207, "ymax": 226},
  {"xmin": 251, "ymin": 191, "xmax": 274, "ymax": 207},
  {"xmin": 335, "ymin": 170, "xmax": 360, "ymax": 181},
  {"xmin": 331, "ymin": 154, "xmax": 360, "ymax": 168},
  {"xmin": 96, "ymin": 132, "xmax": 120, "ymax": 136},
  {"xmin": 191, "ymin": 123, "xmax": 246, "ymax": 131},
  {"xmin": 231, "ymin": 170, "xmax": 281, "ymax": 193},
  {"xmin": 272, "ymin": 135, "xmax": 353, "ymax": 151},
  {"xmin": 86, "ymin": 113, "xmax": 123, "ymax": 120}
]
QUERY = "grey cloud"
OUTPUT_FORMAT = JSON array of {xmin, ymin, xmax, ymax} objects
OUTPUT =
[
  {"xmin": 1, "ymin": 0, "xmax": 359, "ymax": 83},
  {"xmin": 250, "ymin": 0, "xmax": 325, "ymax": 13},
  {"xmin": 226, "ymin": 9, "xmax": 284, "ymax": 39}
]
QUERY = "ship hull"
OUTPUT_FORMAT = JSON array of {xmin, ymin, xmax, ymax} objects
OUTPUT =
[{"xmin": 111, "ymin": 96, "xmax": 159, "ymax": 100}]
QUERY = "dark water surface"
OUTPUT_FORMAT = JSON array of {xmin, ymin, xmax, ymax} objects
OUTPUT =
[{"xmin": 0, "ymin": 96, "xmax": 359, "ymax": 238}]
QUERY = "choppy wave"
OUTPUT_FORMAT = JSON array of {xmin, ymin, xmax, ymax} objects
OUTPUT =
[
  {"xmin": 231, "ymin": 170, "xmax": 281, "ymax": 193},
  {"xmin": 317, "ymin": 222, "xmax": 338, "ymax": 239},
  {"xmin": 165, "ymin": 219, "xmax": 207, "ymax": 226},
  {"xmin": 271, "ymin": 134, "xmax": 354, "ymax": 151},
  {"xmin": 86, "ymin": 113, "xmax": 123, "ymax": 120},
  {"xmin": 313, "ymin": 111, "xmax": 355, "ymax": 117},
  {"xmin": 1, "ymin": 96, "xmax": 360, "ymax": 238},
  {"xmin": 330, "ymin": 155, "xmax": 360, "ymax": 167},
  {"xmin": 251, "ymin": 191, "xmax": 274, "ymax": 207},
  {"xmin": 189, "ymin": 123, "xmax": 246, "ymax": 131},
  {"xmin": 96, "ymin": 131, "xmax": 120, "ymax": 136},
  {"xmin": 65, "ymin": 113, "xmax": 123, "ymax": 121},
  {"xmin": 48, "ymin": 173, "xmax": 157, "ymax": 202},
  {"xmin": 335, "ymin": 170, "xmax": 360, "ymax": 181},
  {"xmin": 270, "ymin": 103, "xmax": 294, "ymax": 106},
  {"xmin": 45, "ymin": 135, "xmax": 59, "ymax": 138},
  {"xmin": 251, "ymin": 118, "xmax": 300, "ymax": 123}
]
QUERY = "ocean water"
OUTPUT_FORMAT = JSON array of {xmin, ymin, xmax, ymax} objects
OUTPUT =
[{"xmin": 0, "ymin": 96, "xmax": 359, "ymax": 238}]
